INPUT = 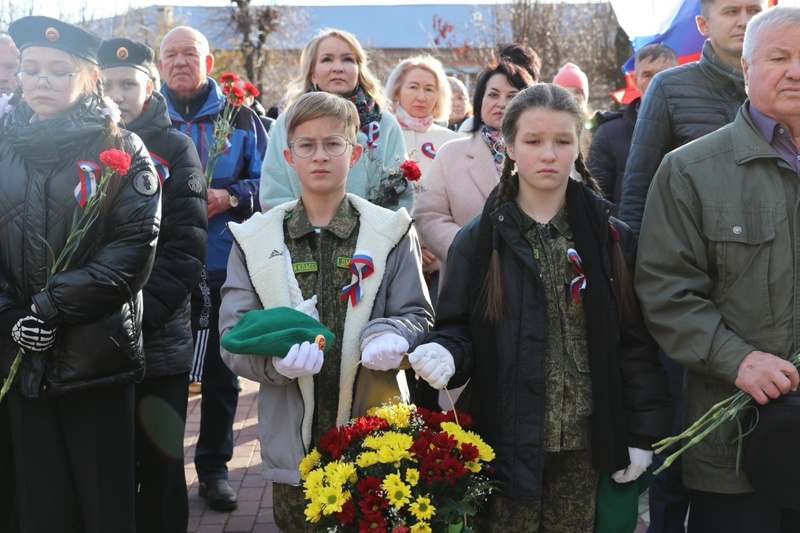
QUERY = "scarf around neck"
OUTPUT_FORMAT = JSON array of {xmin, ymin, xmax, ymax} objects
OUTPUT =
[
  {"xmin": 481, "ymin": 124, "xmax": 505, "ymax": 174},
  {"xmin": 394, "ymin": 104, "xmax": 433, "ymax": 133}
]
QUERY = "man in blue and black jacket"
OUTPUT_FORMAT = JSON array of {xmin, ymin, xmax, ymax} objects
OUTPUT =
[{"xmin": 158, "ymin": 25, "xmax": 268, "ymax": 512}]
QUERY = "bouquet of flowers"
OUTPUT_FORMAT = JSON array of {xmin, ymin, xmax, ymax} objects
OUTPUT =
[
  {"xmin": 300, "ymin": 402, "xmax": 495, "ymax": 533},
  {"xmin": 367, "ymin": 158, "xmax": 421, "ymax": 208},
  {"xmin": 0, "ymin": 149, "xmax": 132, "ymax": 403},
  {"xmin": 652, "ymin": 351, "xmax": 800, "ymax": 474},
  {"xmin": 204, "ymin": 72, "xmax": 260, "ymax": 186}
]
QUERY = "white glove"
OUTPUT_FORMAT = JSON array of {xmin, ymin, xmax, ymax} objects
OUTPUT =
[
  {"xmin": 361, "ymin": 333, "xmax": 409, "ymax": 371},
  {"xmin": 273, "ymin": 341, "xmax": 324, "ymax": 379},
  {"xmin": 611, "ymin": 447, "xmax": 653, "ymax": 483},
  {"xmin": 408, "ymin": 342, "xmax": 455, "ymax": 390}
]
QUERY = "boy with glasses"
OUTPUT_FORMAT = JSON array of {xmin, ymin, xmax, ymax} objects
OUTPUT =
[{"xmin": 218, "ymin": 91, "xmax": 433, "ymax": 533}]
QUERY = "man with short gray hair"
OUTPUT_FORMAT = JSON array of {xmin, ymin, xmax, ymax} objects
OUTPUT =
[
  {"xmin": 636, "ymin": 6, "xmax": 800, "ymax": 531},
  {"xmin": 0, "ymin": 32, "xmax": 19, "ymax": 96}
]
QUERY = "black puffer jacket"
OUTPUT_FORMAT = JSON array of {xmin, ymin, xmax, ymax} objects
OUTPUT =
[
  {"xmin": 125, "ymin": 91, "xmax": 207, "ymax": 377},
  {"xmin": 428, "ymin": 179, "xmax": 672, "ymax": 500},
  {"xmin": 586, "ymin": 99, "xmax": 638, "ymax": 214},
  {"xmin": 619, "ymin": 40, "xmax": 747, "ymax": 235},
  {"xmin": 0, "ymin": 95, "xmax": 161, "ymax": 398}
]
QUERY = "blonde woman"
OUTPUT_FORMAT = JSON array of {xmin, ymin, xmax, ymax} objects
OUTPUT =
[
  {"xmin": 384, "ymin": 55, "xmax": 459, "ymax": 180},
  {"xmin": 260, "ymin": 28, "xmax": 409, "ymax": 212}
]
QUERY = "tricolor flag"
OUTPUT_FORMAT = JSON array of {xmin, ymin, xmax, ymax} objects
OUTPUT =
[{"xmin": 608, "ymin": 0, "xmax": 780, "ymax": 104}]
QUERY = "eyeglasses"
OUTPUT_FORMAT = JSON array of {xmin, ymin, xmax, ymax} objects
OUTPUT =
[
  {"xmin": 289, "ymin": 135, "xmax": 352, "ymax": 158},
  {"xmin": 16, "ymin": 70, "xmax": 80, "ymax": 92}
]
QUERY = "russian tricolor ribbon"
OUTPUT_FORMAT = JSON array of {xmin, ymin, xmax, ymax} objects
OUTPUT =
[
  {"xmin": 74, "ymin": 161, "xmax": 99, "ymax": 207},
  {"xmin": 421, "ymin": 142, "xmax": 436, "ymax": 159},
  {"xmin": 365, "ymin": 121, "xmax": 380, "ymax": 149},
  {"xmin": 340, "ymin": 251, "xmax": 374, "ymax": 306},
  {"xmin": 150, "ymin": 154, "xmax": 171, "ymax": 184},
  {"xmin": 567, "ymin": 248, "xmax": 586, "ymax": 305}
]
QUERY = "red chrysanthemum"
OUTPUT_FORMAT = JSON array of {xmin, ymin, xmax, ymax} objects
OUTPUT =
[
  {"xmin": 440, "ymin": 454, "xmax": 468, "ymax": 484},
  {"xmin": 99, "ymin": 149, "xmax": 132, "ymax": 175},
  {"xmin": 460, "ymin": 442, "xmax": 480, "ymax": 463},
  {"xmin": 400, "ymin": 160, "xmax": 421, "ymax": 181},
  {"xmin": 358, "ymin": 516, "xmax": 387, "ymax": 533},
  {"xmin": 335, "ymin": 498, "xmax": 356, "ymax": 524}
]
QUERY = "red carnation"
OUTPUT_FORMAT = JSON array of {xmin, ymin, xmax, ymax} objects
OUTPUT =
[
  {"xmin": 318, "ymin": 427, "xmax": 351, "ymax": 459},
  {"xmin": 400, "ymin": 160, "xmax": 421, "ymax": 181},
  {"xmin": 99, "ymin": 149, "xmax": 132, "ymax": 175},
  {"xmin": 229, "ymin": 85, "xmax": 246, "ymax": 106},
  {"xmin": 393, "ymin": 527, "xmax": 411, "ymax": 533},
  {"xmin": 243, "ymin": 81, "xmax": 260, "ymax": 98},
  {"xmin": 219, "ymin": 72, "xmax": 239, "ymax": 85}
]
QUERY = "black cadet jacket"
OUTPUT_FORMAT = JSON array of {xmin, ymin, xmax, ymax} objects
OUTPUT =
[
  {"xmin": 125, "ymin": 90, "xmax": 207, "ymax": 377},
  {"xmin": 427, "ymin": 179, "xmax": 673, "ymax": 500},
  {"xmin": 0, "ymin": 95, "xmax": 161, "ymax": 397}
]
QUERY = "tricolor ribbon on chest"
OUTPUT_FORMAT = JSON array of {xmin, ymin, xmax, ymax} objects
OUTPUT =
[
  {"xmin": 74, "ymin": 161, "xmax": 99, "ymax": 207},
  {"xmin": 340, "ymin": 251, "xmax": 374, "ymax": 306},
  {"xmin": 567, "ymin": 248, "xmax": 586, "ymax": 305},
  {"xmin": 365, "ymin": 121, "xmax": 380, "ymax": 149}
]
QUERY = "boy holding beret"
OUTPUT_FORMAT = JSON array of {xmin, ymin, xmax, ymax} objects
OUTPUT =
[{"xmin": 219, "ymin": 91, "xmax": 433, "ymax": 532}]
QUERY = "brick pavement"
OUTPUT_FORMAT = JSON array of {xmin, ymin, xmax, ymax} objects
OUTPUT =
[{"xmin": 183, "ymin": 377, "xmax": 651, "ymax": 533}]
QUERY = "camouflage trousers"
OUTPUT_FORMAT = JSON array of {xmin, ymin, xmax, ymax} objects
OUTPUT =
[
  {"xmin": 272, "ymin": 482, "xmax": 318, "ymax": 533},
  {"xmin": 474, "ymin": 449, "xmax": 599, "ymax": 533}
]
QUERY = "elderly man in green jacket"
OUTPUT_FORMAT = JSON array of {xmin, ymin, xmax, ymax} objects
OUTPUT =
[{"xmin": 636, "ymin": 6, "xmax": 800, "ymax": 532}]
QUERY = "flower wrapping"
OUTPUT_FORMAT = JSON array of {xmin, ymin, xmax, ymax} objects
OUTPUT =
[
  {"xmin": 300, "ymin": 402, "xmax": 495, "ymax": 532},
  {"xmin": 366, "ymin": 158, "xmax": 420, "ymax": 208}
]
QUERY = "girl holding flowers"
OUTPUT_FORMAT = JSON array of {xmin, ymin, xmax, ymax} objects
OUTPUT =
[
  {"xmin": 0, "ymin": 16, "xmax": 160, "ymax": 531},
  {"xmin": 409, "ymin": 83, "xmax": 673, "ymax": 532}
]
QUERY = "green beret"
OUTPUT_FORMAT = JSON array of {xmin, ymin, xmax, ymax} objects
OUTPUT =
[{"xmin": 221, "ymin": 307, "xmax": 335, "ymax": 358}]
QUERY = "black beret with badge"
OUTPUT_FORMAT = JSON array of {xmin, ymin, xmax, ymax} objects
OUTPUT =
[
  {"xmin": 8, "ymin": 15, "xmax": 102, "ymax": 64},
  {"xmin": 98, "ymin": 38, "xmax": 154, "ymax": 75},
  {"xmin": 220, "ymin": 307, "xmax": 335, "ymax": 358}
]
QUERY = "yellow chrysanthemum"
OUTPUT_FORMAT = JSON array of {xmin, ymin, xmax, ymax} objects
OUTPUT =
[
  {"xmin": 383, "ymin": 478, "xmax": 411, "ymax": 509},
  {"xmin": 409, "ymin": 495, "xmax": 435, "ymax": 521},
  {"xmin": 363, "ymin": 434, "xmax": 382, "ymax": 450},
  {"xmin": 299, "ymin": 449, "xmax": 321, "ymax": 480},
  {"xmin": 303, "ymin": 468, "xmax": 325, "ymax": 497},
  {"xmin": 303, "ymin": 498, "xmax": 323, "ymax": 523},
  {"xmin": 405, "ymin": 468, "xmax": 419, "ymax": 487},
  {"xmin": 465, "ymin": 460, "xmax": 482, "ymax": 473},
  {"xmin": 317, "ymin": 485, "xmax": 346, "ymax": 515},
  {"xmin": 383, "ymin": 472, "xmax": 404, "ymax": 488},
  {"xmin": 321, "ymin": 460, "xmax": 356, "ymax": 487},
  {"xmin": 410, "ymin": 522, "xmax": 432, "ymax": 533},
  {"xmin": 367, "ymin": 402, "xmax": 415, "ymax": 428},
  {"xmin": 356, "ymin": 451, "xmax": 380, "ymax": 468}
]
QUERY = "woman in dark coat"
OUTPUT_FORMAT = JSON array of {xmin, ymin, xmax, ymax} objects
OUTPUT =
[{"xmin": 0, "ymin": 17, "xmax": 160, "ymax": 531}]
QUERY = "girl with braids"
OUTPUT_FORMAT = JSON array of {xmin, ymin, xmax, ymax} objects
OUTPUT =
[
  {"xmin": 409, "ymin": 84, "xmax": 672, "ymax": 532},
  {"xmin": 0, "ymin": 16, "xmax": 160, "ymax": 530}
]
